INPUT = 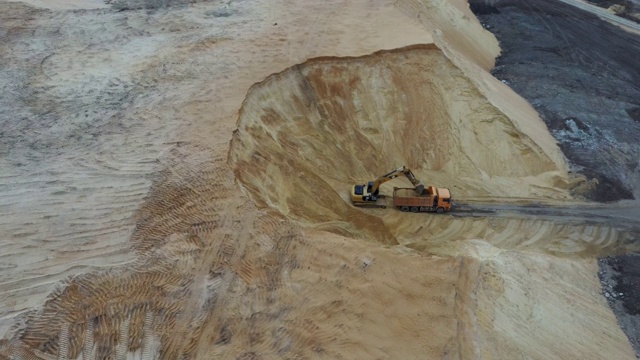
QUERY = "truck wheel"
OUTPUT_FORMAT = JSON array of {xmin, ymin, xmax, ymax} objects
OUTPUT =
[
  {"xmin": 437, "ymin": 207, "xmax": 444, "ymax": 213},
  {"xmin": 411, "ymin": 206, "xmax": 419, "ymax": 213},
  {"xmin": 401, "ymin": 206, "xmax": 410, "ymax": 212}
]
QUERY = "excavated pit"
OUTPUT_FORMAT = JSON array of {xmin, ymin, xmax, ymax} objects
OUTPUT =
[{"xmin": 228, "ymin": 44, "xmax": 579, "ymax": 245}]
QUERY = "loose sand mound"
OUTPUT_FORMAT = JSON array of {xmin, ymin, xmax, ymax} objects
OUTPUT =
[{"xmin": 229, "ymin": 44, "xmax": 569, "ymax": 242}]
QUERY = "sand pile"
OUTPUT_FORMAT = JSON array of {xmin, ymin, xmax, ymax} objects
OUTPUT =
[
  {"xmin": 1, "ymin": 0, "xmax": 637, "ymax": 359},
  {"xmin": 229, "ymin": 44, "xmax": 570, "ymax": 242},
  {"xmin": 223, "ymin": 34, "xmax": 634, "ymax": 360}
]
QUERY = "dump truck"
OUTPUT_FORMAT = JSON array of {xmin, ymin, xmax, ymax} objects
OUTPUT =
[{"xmin": 393, "ymin": 186, "xmax": 452, "ymax": 213}]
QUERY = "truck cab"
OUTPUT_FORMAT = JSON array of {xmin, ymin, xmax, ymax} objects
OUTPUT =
[{"xmin": 433, "ymin": 187, "xmax": 452, "ymax": 211}]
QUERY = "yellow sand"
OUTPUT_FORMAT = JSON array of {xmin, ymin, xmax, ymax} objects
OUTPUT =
[{"xmin": 0, "ymin": 0, "xmax": 635, "ymax": 359}]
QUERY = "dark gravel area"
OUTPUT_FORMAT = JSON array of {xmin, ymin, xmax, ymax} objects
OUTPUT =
[
  {"xmin": 469, "ymin": 0, "xmax": 640, "ymax": 356},
  {"xmin": 470, "ymin": 0, "xmax": 640, "ymax": 203},
  {"xmin": 599, "ymin": 256, "xmax": 640, "ymax": 357}
]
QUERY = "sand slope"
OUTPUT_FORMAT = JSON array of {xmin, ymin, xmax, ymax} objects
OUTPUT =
[
  {"xmin": 0, "ymin": 0, "xmax": 433, "ymax": 338},
  {"xmin": 229, "ymin": 44, "xmax": 570, "ymax": 232},
  {"xmin": 0, "ymin": 0, "xmax": 636, "ymax": 359}
]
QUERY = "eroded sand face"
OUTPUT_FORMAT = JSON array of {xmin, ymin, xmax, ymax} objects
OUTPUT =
[
  {"xmin": 0, "ymin": 0, "xmax": 636, "ymax": 359},
  {"xmin": 229, "ymin": 44, "xmax": 569, "ymax": 233}
]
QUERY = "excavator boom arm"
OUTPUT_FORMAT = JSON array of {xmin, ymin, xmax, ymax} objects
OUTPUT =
[
  {"xmin": 402, "ymin": 168, "xmax": 420, "ymax": 187},
  {"xmin": 370, "ymin": 166, "xmax": 423, "ymax": 195}
]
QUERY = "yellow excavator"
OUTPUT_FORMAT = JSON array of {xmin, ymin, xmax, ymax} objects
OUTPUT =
[{"xmin": 350, "ymin": 166, "xmax": 425, "ymax": 208}]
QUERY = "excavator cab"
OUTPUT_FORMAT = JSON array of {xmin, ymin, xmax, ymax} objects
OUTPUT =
[
  {"xmin": 352, "ymin": 181, "xmax": 380, "ymax": 203},
  {"xmin": 352, "ymin": 183, "xmax": 372, "ymax": 197}
]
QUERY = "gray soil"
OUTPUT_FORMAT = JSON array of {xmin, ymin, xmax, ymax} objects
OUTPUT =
[
  {"xmin": 469, "ymin": 0, "xmax": 640, "ymax": 356},
  {"xmin": 599, "ymin": 256, "xmax": 640, "ymax": 356},
  {"xmin": 470, "ymin": 0, "xmax": 640, "ymax": 203}
]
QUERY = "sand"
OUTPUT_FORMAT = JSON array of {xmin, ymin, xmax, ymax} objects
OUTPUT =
[
  {"xmin": 0, "ymin": 0, "xmax": 433, "ymax": 338},
  {"xmin": 0, "ymin": 0, "xmax": 636, "ymax": 358}
]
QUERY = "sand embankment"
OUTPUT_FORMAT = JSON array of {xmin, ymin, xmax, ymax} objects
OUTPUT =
[{"xmin": 0, "ymin": 0, "xmax": 635, "ymax": 358}]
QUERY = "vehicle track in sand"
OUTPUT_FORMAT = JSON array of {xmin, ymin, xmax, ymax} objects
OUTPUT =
[
  {"xmin": 1, "ymin": 144, "xmax": 466, "ymax": 359},
  {"xmin": 0, "ymin": 0, "xmax": 435, "ymax": 339},
  {"xmin": 453, "ymin": 201, "xmax": 640, "ymax": 233}
]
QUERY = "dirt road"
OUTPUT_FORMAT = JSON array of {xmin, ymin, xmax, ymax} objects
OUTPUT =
[{"xmin": 453, "ymin": 201, "xmax": 640, "ymax": 234}]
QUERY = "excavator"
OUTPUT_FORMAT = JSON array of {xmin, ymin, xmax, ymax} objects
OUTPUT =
[{"xmin": 350, "ymin": 166, "xmax": 425, "ymax": 208}]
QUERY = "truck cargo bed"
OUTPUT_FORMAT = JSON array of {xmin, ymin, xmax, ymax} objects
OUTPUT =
[{"xmin": 392, "ymin": 187, "xmax": 449, "ymax": 213}]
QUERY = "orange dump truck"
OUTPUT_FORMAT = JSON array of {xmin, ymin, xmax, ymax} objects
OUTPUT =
[{"xmin": 392, "ymin": 186, "xmax": 452, "ymax": 213}]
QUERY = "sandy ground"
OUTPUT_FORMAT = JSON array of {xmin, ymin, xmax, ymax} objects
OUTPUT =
[
  {"xmin": 0, "ymin": 0, "xmax": 431, "ymax": 338},
  {"xmin": 0, "ymin": 0, "xmax": 637, "ymax": 359}
]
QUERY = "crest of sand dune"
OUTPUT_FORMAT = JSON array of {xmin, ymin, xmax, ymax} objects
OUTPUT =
[{"xmin": 0, "ymin": 0, "xmax": 636, "ymax": 359}]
